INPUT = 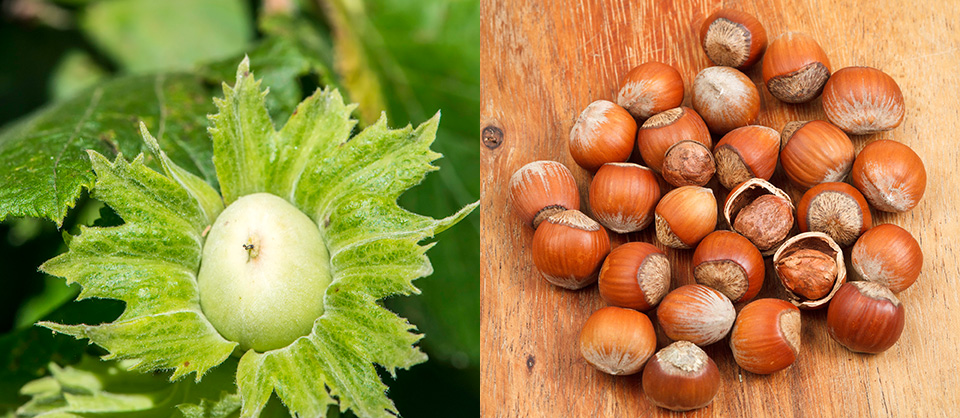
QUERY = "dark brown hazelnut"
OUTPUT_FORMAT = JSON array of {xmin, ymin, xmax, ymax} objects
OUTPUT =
[{"xmin": 662, "ymin": 140, "xmax": 716, "ymax": 187}]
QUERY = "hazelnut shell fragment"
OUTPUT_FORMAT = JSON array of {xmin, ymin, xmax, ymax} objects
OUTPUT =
[{"xmin": 773, "ymin": 232, "xmax": 846, "ymax": 309}]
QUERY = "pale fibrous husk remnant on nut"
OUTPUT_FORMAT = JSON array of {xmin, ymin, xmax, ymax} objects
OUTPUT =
[
  {"xmin": 773, "ymin": 232, "xmax": 846, "ymax": 309},
  {"xmin": 722, "ymin": 178, "xmax": 795, "ymax": 255}
]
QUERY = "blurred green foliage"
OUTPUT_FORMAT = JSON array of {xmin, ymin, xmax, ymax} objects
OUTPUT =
[{"xmin": 0, "ymin": 0, "xmax": 479, "ymax": 416}]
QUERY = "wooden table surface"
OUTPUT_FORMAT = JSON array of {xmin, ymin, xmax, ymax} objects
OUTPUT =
[{"xmin": 479, "ymin": 0, "xmax": 960, "ymax": 416}]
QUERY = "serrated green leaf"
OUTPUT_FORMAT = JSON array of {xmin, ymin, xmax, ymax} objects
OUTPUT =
[
  {"xmin": 80, "ymin": 0, "xmax": 252, "ymax": 73},
  {"xmin": 39, "ymin": 152, "xmax": 236, "ymax": 381},
  {"xmin": 0, "ymin": 73, "xmax": 215, "ymax": 226}
]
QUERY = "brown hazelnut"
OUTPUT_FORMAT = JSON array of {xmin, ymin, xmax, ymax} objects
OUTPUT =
[
  {"xmin": 693, "ymin": 230, "xmax": 765, "ymax": 303},
  {"xmin": 692, "ymin": 66, "xmax": 761, "ymax": 134},
  {"xmin": 761, "ymin": 32, "xmax": 831, "ymax": 103},
  {"xmin": 616, "ymin": 62, "xmax": 685, "ymax": 120},
  {"xmin": 642, "ymin": 341, "xmax": 721, "ymax": 411},
  {"xmin": 699, "ymin": 9, "xmax": 767, "ymax": 69},
  {"xmin": 569, "ymin": 100, "xmax": 637, "ymax": 171},
  {"xmin": 851, "ymin": 140, "xmax": 926, "ymax": 212},
  {"xmin": 598, "ymin": 242, "xmax": 670, "ymax": 311},
  {"xmin": 729, "ymin": 298, "xmax": 801, "ymax": 374},
  {"xmin": 773, "ymin": 232, "xmax": 846, "ymax": 309},
  {"xmin": 656, "ymin": 186, "xmax": 718, "ymax": 249},
  {"xmin": 851, "ymin": 224, "xmax": 923, "ymax": 293},
  {"xmin": 508, "ymin": 161, "xmax": 581, "ymax": 229},
  {"xmin": 780, "ymin": 120, "xmax": 855, "ymax": 189},
  {"xmin": 636, "ymin": 107, "xmax": 712, "ymax": 173},
  {"xmin": 723, "ymin": 178, "xmax": 795, "ymax": 254},
  {"xmin": 796, "ymin": 182, "xmax": 872, "ymax": 246},
  {"xmin": 532, "ymin": 210, "xmax": 611, "ymax": 289},
  {"xmin": 579, "ymin": 306, "xmax": 657, "ymax": 375},
  {"xmin": 662, "ymin": 140, "xmax": 716, "ymax": 187},
  {"xmin": 713, "ymin": 125, "xmax": 779, "ymax": 189},
  {"xmin": 657, "ymin": 284, "xmax": 736, "ymax": 346},
  {"xmin": 827, "ymin": 281, "xmax": 905, "ymax": 353},
  {"xmin": 588, "ymin": 163, "xmax": 661, "ymax": 233},
  {"xmin": 822, "ymin": 66, "xmax": 904, "ymax": 135}
]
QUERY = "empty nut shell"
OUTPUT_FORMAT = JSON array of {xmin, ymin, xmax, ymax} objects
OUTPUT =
[{"xmin": 773, "ymin": 232, "xmax": 846, "ymax": 309}]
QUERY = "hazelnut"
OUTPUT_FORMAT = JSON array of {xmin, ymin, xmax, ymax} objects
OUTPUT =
[
  {"xmin": 655, "ymin": 186, "xmax": 717, "ymax": 249},
  {"xmin": 796, "ymin": 182, "xmax": 872, "ymax": 246},
  {"xmin": 733, "ymin": 194, "xmax": 794, "ymax": 252},
  {"xmin": 851, "ymin": 224, "xmax": 923, "ymax": 293},
  {"xmin": 827, "ymin": 281, "xmax": 905, "ymax": 354},
  {"xmin": 723, "ymin": 178, "xmax": 794, "ymax": 254},
  {"xmin": 822, "ymin": 66, "xmax": 904, "ymax": 135},
  {"xmin": 761, "ymin": 32, "xmax": 831, "ymax": 103},
  {"xmin": 657, "ymin": 284, "xmax": 736, "ymax": 346},
  {"xmin": 598, "ymin": 242, "xmax": 670, "ymax": 311},
  {"xmin": 851, "ymin": 139, "xmax": 926, "ymax": 212},
  {"xmin": 579, "ymin": 306, "xmax": 657, "ymax": 375},
  {"xmin": 508, "ymin": 161, "xmax": 581, "ymax": 229},
  {"xmin": 531, "ymin": 210, "xmax": 611, "ymax": 289},
  {"xmin": 662, "ymin": 140, "xmax": 716, "ymax": 187},
  {"xmin": 713, "ymin": 125, "xmax": 780, "ymax": 189},
  {"xmin": 729, "ymin": 298, "xmax": 801, "ymax": 374},
  {"xmin": 642, "ymin": 341, "xmax": 721, "ymax": 412},
  {"xmin": 588, "ymin": 163, "xmax": 661, "ymax": 233},
  {"xmin": 780, "ymin": 120, "xmax": 855, "ymax": 189},
  {"xmin": 699, "ymin": 9, "xmax": 767, "ymax": 69},
  {"xmin": 692, "ymin": 66, "xmax": 761, "ymax": 134},
  {"xmin": 693, "ymin": 230, "xmax": 765, "ymax": 303},
  {"xmin": 569, "ymin": 100, "xmax": 637, "ymax": 171},
  {"xmin": 775, "ymin": 248, "xmax": 837, "ymax": 300},
  {"xmin": 616, "ymin": 62, "xmax": 685, "ymax": 120},
  {"xmin": 772, "ymin": 232, "xmax": 846, "ymax": 309},
  {"xmin": 636, "ymin": 107, "xmax": 712, "ymax": 173}
]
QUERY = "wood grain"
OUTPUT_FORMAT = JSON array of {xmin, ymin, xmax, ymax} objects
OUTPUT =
[{"xmin": 479, "ymin": 0, "xmax": 960, "ymax": 416}]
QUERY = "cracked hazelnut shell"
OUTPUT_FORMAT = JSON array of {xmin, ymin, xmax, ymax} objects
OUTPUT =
[
  {"xmin": 773, "ymin": 232, "xmax": 846, "ymax": 309},
  {"xmin": 723, "ymin": 178, "xmax": 795, "ymax": 255}
]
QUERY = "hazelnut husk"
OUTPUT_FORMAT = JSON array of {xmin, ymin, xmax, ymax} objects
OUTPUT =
[
  {"xmin": 773, "ymin": 232, "xmax": 846, "ymax": 309},
  {"xmin": 723, "ymin": 178, "xmax": 795, "ymax": 255},
  {"xmin": 662, "ymin": 140, "xmax": 716, "ymax": 187}
]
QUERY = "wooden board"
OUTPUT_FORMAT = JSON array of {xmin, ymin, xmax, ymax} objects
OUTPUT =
[{"xmin": 479, "ymin": 0, "xmax": 960, "ymax": 416}]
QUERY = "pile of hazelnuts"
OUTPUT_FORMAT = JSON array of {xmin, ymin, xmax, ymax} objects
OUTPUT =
[{"xmin": 507, "ymin": 9, "xmax": 926, "ymax": 412}]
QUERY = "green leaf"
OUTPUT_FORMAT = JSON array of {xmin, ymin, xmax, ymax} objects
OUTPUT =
[
  {"xmin": 0, "ymin": 73, "xmax": 216, "ymax": 226},
  {"xmin": 39, "ymin": 151, "xmax": 237, "ymax": 382},
  {"xmin": 80, "ymin": 0, "xmax": 252, "ymax": 73},
  {"xmin": 49, "ymin": 50, "xmax": 108, "ymax": 101}
]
